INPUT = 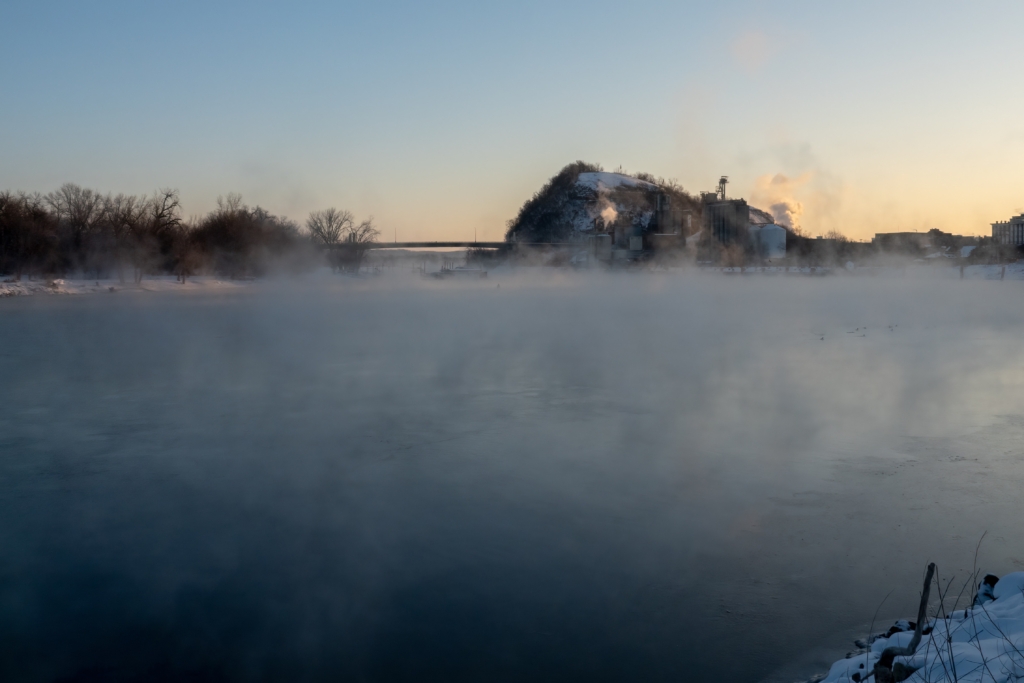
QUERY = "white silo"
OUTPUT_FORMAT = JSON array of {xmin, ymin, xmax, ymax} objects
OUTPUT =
[{"xmin": 758, "ymin": 224, "xmax": 786, "ymax": 259}]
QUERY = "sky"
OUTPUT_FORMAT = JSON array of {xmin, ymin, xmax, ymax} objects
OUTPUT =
[{"xmin": 2, "ymin": 0, "xmax": 1023, "ymax": 241}]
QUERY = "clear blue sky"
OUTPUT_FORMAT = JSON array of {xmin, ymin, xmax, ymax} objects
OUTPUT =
[{"xmin": 2, "ymin": 0, "xmax": 1022, "ymax": 239}]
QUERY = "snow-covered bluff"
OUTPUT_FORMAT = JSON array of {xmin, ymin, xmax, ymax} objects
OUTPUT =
[
  {"xmin": 504, "ymin": 162, "xmax": 782, "ymax": 246},
  {"xmin": 504, "ymin": 162, "xmax": 702, "ymax": 244},
  {"xmin": 817, "ymin": 572, "xmax": 1024, "ymax": 683}
]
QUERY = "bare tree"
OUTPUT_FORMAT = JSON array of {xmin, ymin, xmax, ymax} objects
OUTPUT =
[
  {"xmin": 45, "ymin": 183, "xmax": 104, "ymax": 234},
  {"xmin": 102, "ymin": 194, "xmax": 147, "ymax": 283},
  {"xmin": 349, "ymin": 217, "xmax": 379, "ymax": 245},
  {"xmin": 170, "ymin": 217, "xmax": 200, "ymax": 283},
  {"xmin": 217, "ymin": 193, "xmax": 244, "ymax": 215},
  {"xmin": 125, "ymin": 189, "xmax": 182, "ymax": 284},
  {"xmin": 190, "ymin": 195, "xmax": 303, "ymax": 278},
  {"xmin": 0, "ymin": 192, "xmax": 56, "ymax": 281},
  {"xmin": 331, "ymin": 217, "xmax": 380, "ymax": 273},
  {"xmin": 306, "ymin": 208, "xmax": 353, "ymax": 248},
  {"xmin": 45, "ymin": 183, "xmax": 105, "ymax": 273},
  {"xmin": 149, "ymin": 188, "xmax": 182, "ymax": 235},
  {"xmin": 307, "ymin": 209, "xmax": 378, "ymax": 272}
]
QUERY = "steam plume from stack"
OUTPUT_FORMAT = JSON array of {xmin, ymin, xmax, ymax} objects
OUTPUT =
[{"xmin": 751, "ymin": 172, "xmax": 810, "ymax": 231}]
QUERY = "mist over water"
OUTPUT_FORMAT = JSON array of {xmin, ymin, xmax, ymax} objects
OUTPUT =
[{"xmin": 3, "ymin": 273, "xmax": 1024, "ymax": 682}]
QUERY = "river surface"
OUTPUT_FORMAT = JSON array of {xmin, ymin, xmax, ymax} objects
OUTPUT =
[{"xmin": 2, "ymin": 273, "xmax": 1024, "ymax": 682}]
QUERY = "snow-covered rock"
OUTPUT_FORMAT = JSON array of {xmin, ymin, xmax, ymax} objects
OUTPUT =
[
  {"xmin": 818, "ymin": 572, "xmax": 1024, "ymax": 683},
  {"xmin": 994, "ymin": 573, "xmax": 1024, "ymax": 601}
]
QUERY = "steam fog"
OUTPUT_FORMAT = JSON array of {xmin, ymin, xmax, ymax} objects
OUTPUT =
[{"xmin": 3, "ymin": 273, "xmax": 1024, "ymax": 682}]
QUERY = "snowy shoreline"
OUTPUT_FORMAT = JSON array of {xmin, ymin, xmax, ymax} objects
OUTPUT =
[
  {"xmin": 5, "ymin": 261, "xmax": 1024, "ymax": 299},
  {"xmin": 0, "ymin": 275, "xmax": 250, "ymax": 298},
  {"xmin": 699, "ymin": 262, "xmax": 1024, "ymax": 279},
  {"xmin": 815, "ymin": 572, "xmax": 1024, "ymax": 683}
]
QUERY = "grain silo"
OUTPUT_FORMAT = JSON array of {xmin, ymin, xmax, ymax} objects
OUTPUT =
[{"xmin": 757, "ymin": 224, "xmax": 786, "ymax": 259}]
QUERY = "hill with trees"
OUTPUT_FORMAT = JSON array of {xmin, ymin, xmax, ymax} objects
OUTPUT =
[{"xmin": 504, "ymin": 161, "xmax": 703, "ymax": 244}]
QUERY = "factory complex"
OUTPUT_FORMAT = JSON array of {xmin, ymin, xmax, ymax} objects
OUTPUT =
[{"xmin": 499, "ymin": 163, "xmax": 1023, "ymax": 268}]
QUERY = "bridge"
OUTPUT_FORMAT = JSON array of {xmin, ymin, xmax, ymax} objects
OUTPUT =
[
  {"xmin": 367, "ymin": 241, "xmax": 507, "ymax": 249},
  {"xmin": 328, "ymin": 241, "xmax": 579, "ymax": 250}
]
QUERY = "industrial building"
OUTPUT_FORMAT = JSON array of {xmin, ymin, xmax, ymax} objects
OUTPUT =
[
  {"xmin": 701, "ymin": 177, "xmax": 750, "ymax": 246},
  {"xmin": 992, "ymin": 215, "xmax": 1024, "ymax": 246},
  {"xmin": 576, "ymin": 174, "xmax": 787, "ymax": 264},
  {"xmin": 565, "ymin": 171, "xmax": 695, "ymax": 261},
  {"xmin": 701, "ymin": 176, "xmax": 786, "ymax": 260}
]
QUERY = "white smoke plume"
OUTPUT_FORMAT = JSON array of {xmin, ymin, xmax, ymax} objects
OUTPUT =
[
  {"xmin": 599, "ymin": 200, "xmax": 618, "ymax": 225},
  {"xmin": 750, "ymin": 173, "xmax": 809, "ymax": 232},
  {"xmin": 749, "ymin": 168, "xmax": 845, "ymax": 236}
]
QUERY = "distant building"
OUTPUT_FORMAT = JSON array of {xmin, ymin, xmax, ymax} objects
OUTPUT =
[
  {"xmin": 652, "ymin": 193, "xmax": 689, "ymax": 235},
  {"xmin": 873, "ymin": 229, "xmax": 979, "ymax": 256},
  {"xmin": 872, "ymin": 232, "xmax": 932, "ymax": 250},
  {"xmin": 695, "ymin": 177, "xmax": 787, "ymax": 261},
  {"xmin": 702, "ymin": 197, "xmax": 750, "ymax": 246},
  {"xmin": 992, "ymin": 215, "xmax": 1024, "ymax": 246}
]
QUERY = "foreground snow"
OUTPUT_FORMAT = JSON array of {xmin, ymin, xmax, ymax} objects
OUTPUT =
[
  {"xmin": 819, "ymin": 572, "xmax": 1024, "ymax": 683},
  {"xmin": 0, "ymin": 276, "xmax": 248, "ymax": 297}
]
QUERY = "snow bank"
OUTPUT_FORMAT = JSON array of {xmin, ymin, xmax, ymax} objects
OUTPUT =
[
  {"xmin": 0, "ymin": 279, "xmax": 76, "ymax": 297},
  {"xmin": 576, "ymin": 172, "xmax": 658, "ymax": 193},
  {"xmin": 963, "ymin": 262, "xmax": 1024, "ymax": 280},
  {"xmin": 0, "ymin": 276, "xmax": 248, "ymax": 298},
  {"xmin": 818, "ymin": 572, "xmax": 1024, "ymax": 683}
]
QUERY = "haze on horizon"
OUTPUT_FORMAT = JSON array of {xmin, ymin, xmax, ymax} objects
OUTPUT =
[{"xmin": 2, "ymin": 0, "xmax": 1022, "ymax": 242}]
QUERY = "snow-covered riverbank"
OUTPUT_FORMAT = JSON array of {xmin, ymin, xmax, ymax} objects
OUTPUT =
[
  {"xmin": 5, "ymin": 261, "xmax": 1024, "ymax": 298},
  {"xmin": 0, "ymin": 275, "xmax": 248, "ymax": 297},
  {"xmin": 697, "ymin": 262, "xmax": 1024, "ymax": 280},
  {"xmin": 819, "ymin": 572, "xmax": 1024, "ymax": 683}
]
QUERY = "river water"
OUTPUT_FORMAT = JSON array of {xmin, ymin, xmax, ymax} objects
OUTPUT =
[{"xmin": 2, "ymin": 273, "xmax": 1024, "ymax": 682}]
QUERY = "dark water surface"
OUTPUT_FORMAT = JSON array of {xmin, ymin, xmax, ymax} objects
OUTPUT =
[{"xmin": 3, "ymin": 275, "xmax": 1024, "ymax": 682}]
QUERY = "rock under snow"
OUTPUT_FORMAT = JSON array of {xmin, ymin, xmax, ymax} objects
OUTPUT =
[{"xmin": 818, "ymin": 572, "xmax": 1024, "ymax": 683}]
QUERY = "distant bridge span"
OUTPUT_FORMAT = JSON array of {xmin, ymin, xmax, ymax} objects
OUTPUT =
[
  {"xmin": 329, "ymin": 242, "xmax": 578, "ymax": 250},
  {"xmin": 369, "ymin": 241, "xmax": 506, "ymax": 249}
]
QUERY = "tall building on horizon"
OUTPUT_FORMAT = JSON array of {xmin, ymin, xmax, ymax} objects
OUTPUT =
[{"xmin": 992, "ymin": 214, "xmax": 1024, "ymax": 246}]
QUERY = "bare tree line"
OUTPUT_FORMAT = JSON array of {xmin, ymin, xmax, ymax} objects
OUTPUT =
[
  {"xmin": 305, "ymin": 208, "xmax": 380, "ymax": 272},
  {"xmin": 0, "ymin": 184, "xmax": 379, "ymax": 281}
]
